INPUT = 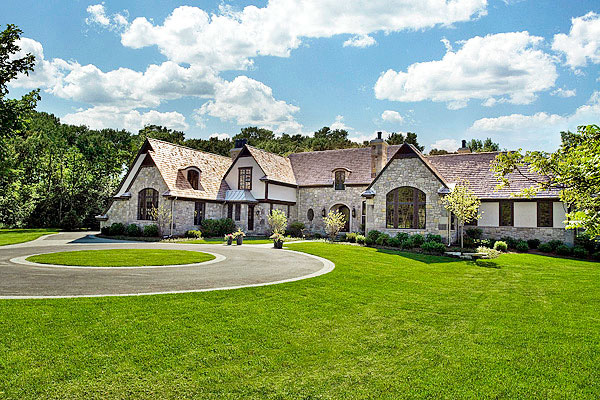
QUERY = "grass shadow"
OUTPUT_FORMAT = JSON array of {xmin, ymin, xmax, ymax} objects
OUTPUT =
[
  {"xmin": 375, "ymin": 248, "xmax": 462, "ymax": 264},
  {"xmin": 470, "ymin": 259, "xmax": 501, "ymax": 269}
]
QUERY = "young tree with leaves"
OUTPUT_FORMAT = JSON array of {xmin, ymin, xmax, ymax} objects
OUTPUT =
[
  {"xmin": 493, "ymin": 124, "xmax": 600, "ymax": 238},
  {"xmin": 441, "ymin": 180, "xmax": 481, "ymax": 249},
  {"xmin": 323, "ymin": 210, "xmax": 346, "ymax": 241}
]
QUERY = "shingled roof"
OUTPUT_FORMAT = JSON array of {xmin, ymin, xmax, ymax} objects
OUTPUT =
[
  {"xmin": 245, "ymin": 145, "xmax": 296, "ymax": 185},
  {"xmin": 145, "ymin": 138, "xmax": 231, "ymax": 200},
  {"xmin": 426, "ymin": 152, "xmax": 560, "ymax": 199}
]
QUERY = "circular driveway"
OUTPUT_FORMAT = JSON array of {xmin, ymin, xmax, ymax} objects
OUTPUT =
[{"xmin": 0, "ymin": 232, "xmax": 333, "ymax": 299}]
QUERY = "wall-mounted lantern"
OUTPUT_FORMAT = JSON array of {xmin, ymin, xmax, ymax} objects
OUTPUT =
[
  {"xmin": 322, "ymin": 208, "xmax": 326, "ymax": 217},
  {"xmin": 352, "ymin": 207, "xmax": 356, "ymax": 218}
]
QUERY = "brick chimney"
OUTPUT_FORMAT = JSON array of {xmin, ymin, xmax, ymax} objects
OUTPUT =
[
  {"xmin": 457, "ymin": 139, "xmax": 471, "ymax": 154},
  {"xmin": 370, "ymin": 131, "xmax": 389, "ymax": 178},
  {"xmin": 230, "ymin": 138, "xmax": 247, "ymax": 159}
]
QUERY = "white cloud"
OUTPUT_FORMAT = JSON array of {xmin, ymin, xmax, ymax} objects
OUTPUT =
[
  {"xmin": 120, "ymin": 0, "xmax": 487, "ymax": 71},
  {"xmin": 440, "ymin": 37, "xmax": 453, "ymax": 52},
  {"xmin": 468, "ymin": 91, "xmax": 600, "ymax": 150},
  {"xmin": 210, "ymin": 133, "xmax": 231, "ymax": 140},
  {"xmin": 551, "ymin": 88, "xmax": 577, "ymax": 98},
  {"xmin": 429, "ymin": 138, "xmax": 459, "ymax": 152},
  {"xmin": 374, "ymin": 32, "xmax": 557, "ymax": 109},
  {"xmin": 62, "ymin": 107, "xmax": 189, "ymax": 132},
  {"xmin": 381, "ymin": 110, "xmax": 404, "ymax": 123},
  {"xmin": 343, "ymin": 34, "xmax": 376, "ymax": 48},
  {"xmin": 552, "ymin": 12, "xmax": 600, "ymax": 69},
  {"xmin": 330, "ymin": 115, "xmax": 352, "ymax": 131},
  {"xmin": 9, "ymin": 38, "xmax": 72, "ymax": 89},
  {"xmin": 86, "ymin": 3, "xmax": 128, "ymax": 31},
  {"xmin": 195, "ymin": 76, "xmax": 302, "ymax": 134}
]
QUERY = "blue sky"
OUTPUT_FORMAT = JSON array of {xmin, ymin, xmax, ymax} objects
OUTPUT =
[{"xmin": 3, "ymin": 0, "xmax": 600, "ymax": 152}]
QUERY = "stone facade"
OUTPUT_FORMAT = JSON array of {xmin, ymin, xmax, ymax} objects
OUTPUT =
[
  {"xmin": 478, "ymin": 226, "xmax": 575, "ymax": 245},
  {"xmin": 367, "ymin": 157, "xmax": 448, "ymax": 238}
]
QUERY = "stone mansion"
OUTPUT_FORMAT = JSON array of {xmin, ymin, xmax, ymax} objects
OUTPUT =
[{"xmin": 98, "ymin": 133, "xmax": 573, "ymax": 244}]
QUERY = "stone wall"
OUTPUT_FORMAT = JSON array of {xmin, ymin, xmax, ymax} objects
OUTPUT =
[
  {"xmin": 296, "ymin": 185, "xmax": 367, "ymax": 233},
  {"xmin": 478, "ymin": 226, "xmax": 575, "ymax": 245}
]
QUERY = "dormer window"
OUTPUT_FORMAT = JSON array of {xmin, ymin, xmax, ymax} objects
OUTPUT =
[
  {"xmin": 187, "ymin": 169, "xmax": 199, "ymax": 190},
  {"xmin": 334, "ymin": 170, "xmax": 346, "ymax": 190}
]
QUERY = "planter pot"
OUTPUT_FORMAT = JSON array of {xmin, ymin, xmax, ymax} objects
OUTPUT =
[
  {"xmin": 236, "ymin": 236, "xmax": 243, "ymax": 245},
  {"xmin": 226, "ymin": 237, "xmax": 233, "ymax": 245},
  {"xmin": 274, "ymin": 240, "xmax": 283, "ymax": 249}
]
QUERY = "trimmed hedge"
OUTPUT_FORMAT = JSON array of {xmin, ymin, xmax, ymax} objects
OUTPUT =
[
  {"xmin": 143, "ymin": 224, "xmax": 159, "ymax": 237},
  {"xmin": 109, "ymin": 223, "xmax": 126, "ymax": 236},
  {"xmin": 421, "ymin": 241, "xmax": 446, "ymax": 254},
  {"xmin": 200, "ymin": 218, "xmax": 236, "ymax": 238},
  {"xmin": 126, "ymin": 224, "xmax": 141, "ymax": 237},
  {"xmin": 494, "ymin": 241, "xmax": 508, "ymax": 252},
  {"xmin": 515, "ymin": 240, "xmax": 529, "ymax": 252}
]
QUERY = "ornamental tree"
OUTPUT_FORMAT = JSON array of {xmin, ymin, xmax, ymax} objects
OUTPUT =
[
  {"xmin": 323, "ymin": 210, "xmax": 346, "ymax": 241},
  {"xmin": 268, "ymin": 209, "xmax": 287, "ymax": 234},
  {"xmin": 492, "ymin": 124, "xmax": 600, "ymax": 238},
  {"xmin": 441, "ymin": 180, "xmax": 481, "ymax": 249}
]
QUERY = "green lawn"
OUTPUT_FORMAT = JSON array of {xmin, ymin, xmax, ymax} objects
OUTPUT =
[
  {"xmin": 26, "ymin": 249, "xmax": 215, "ymax": 267},
  {"xmin": 0, "ymin": 228, "xmax": 59, "ymax": 246},
  {"xmin": 1, "ymin": 243, "xmax": 599, "ymax": 398},
  {"xmin": 176, "ymin": 237, "xmax": 298, "ymax": 245}
]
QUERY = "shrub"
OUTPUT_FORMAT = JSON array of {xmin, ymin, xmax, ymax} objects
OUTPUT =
[
  {"xmin": 500, "ymin": 236, "xmax": 518, "ymax": 249},
  {"xmin": 388, "ymin": 237, "xmax": 401, "ymax": 247},
  {"xmin": 477, "ymin": 239, "xmax": 492, "ymax": 248},
  {"xmin": 395, "ymin": 232, "xmax": 409, "ymax": 242},
  {"xmin": 410, "ymin": 234, "xmax": 424, "ymax": 246},
  {"xmin": 425, "ymin": 234, "xmax": 443, "ymax": 243},
  {"xmin": 345, "ymin": 232, "xmax": 357, "ymax": 243},
  {"xmin": 575, "ymin": 233, "xmax": 598, "ymax": 253},
  {"xmin": 555, "ymin": 244, "xmax": 572, "ymax": 256},
  {"xmin": 356, "ymin": 234, "xmax": 366, "ymax": 245},
  {"xmin": 538, "ymin": 243, "xmax": 553, "ymax": 253},
  {"xmin": 463, "ymin": 236, "xmax": 476, "ymax": 249},
  {"xmin": 217, "ymin": 218, "xmax": 236, "ymax": 236},
  {"xmin": 476, "ymin": 246, "xmax": 501, "ymax": 259},
  {"xmin": 593, "ymin": 251, "xmax": 600, "ymax": 261},
  {"xmin": 100, "ymin": 226, "xmax": 110, "ymax": 236},
  {"xmin": 401, "ymin": 239, "xmax": 415, "ymax": 249},
  {"xmin": 465, "ymin": 227, "xmax": 482, "ymax": 239},
  {"xmin": 548, "ymin": 240, "xmax": 564, "ymax": 251},
  {"xmin": 185, "ymin": 229, "xmax": 202, "ymax": 239},
  {"xmin": 527, "ymin": 238, "xmax": 541, "ymax": 249},
  {"xmin": 365, "ymin": 237, "xmax": 374, "ymax": 246},
  {"xmin": 493, "ymin": 241, "xmax": 508, "ymax": 252},
  {"xmin": 367, "ymin": 230, "xmax": 382, "ymax": 243},
  {"xmin": 143, "ymin": 224, "xmax": 159, "ymax": 237},
  {"xmin": 573, "ymin": 246, "xmax": 588, "ymax": 259},
  {"xmin": 201, "ymin": 218, "xmax": 236, "ymax": 237},
  {"xmin": 109, "ymin": 222, "xmax": 126, "ymax": 236},
  {"xmin": 313, "ymin": 232, "xmax": 323, "ymax": 239},
  {"xmin": 126, "ymin": 224, "xmax": 141, "ymax": 237},
  {"xmin": 268, "ymin": 209, "xmax": 288, "ymax": 235},
  {"xmin": 515, "ymin": 240, "xmax": 529, "ymax": 252},
  {"xmin": 375, "ymin": 234, "xmax": 390, "ymax": 246},
  {"xmin": 421, "ymin": 241, "xmax": 446, "ymax": 254},
  {"xmin": 287, "ymin": 221, "xmax": 305, "ymax": 238}
]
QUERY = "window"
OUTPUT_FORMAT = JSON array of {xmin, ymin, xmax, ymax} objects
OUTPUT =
[
  {"xmin": 238, "ymin": 167, "xmax": 252, "ymax": 190},
  {"xmin": 227, "ymin": 204, "xmax": 233, "ymax": 219},
  {"xmin": 235, "ymin": 204, "xmax": 241, "ymax": 221},
  {"xmin": 334, "ymin": 170, "xmax": 346, "ymax": 190},
  {"xmin": 537, "ymin": 201, "xmax": 553, "ymax": 227},
  {"xmin": 499, "ymin": 200, "xmax": 514, "ymax": 226},
  {"xmin": 307, "ymin": 208, "xmax": 314, "ymax": 221},
  {"xmin": 194, "ymin": 202, "xmax": 205, "ymax": 225},
  {"xmin": 138, "ymin": 188, "xmax": 158, "ymax": 220},
  {"xmin": 386, "ymin": 187, "xmax": 426, "ymax": 229},
  {"xmin": 361, "ymin": 201, "xmax": 366, "ymax": 229},
  {"xmin": 187, "ymin": 169, "xmax": 199, "ymax": 190}
]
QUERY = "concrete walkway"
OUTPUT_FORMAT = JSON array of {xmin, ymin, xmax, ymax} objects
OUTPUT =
[{"xmin": 0, "ymin": 232, "xmax": 333, "ymax": 299}]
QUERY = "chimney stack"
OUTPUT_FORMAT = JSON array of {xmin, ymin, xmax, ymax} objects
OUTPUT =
[
  {"xmin": 457, "ymin": 139, "xmax": 471, "ymax": 154},
  {"xmin": 370, "ymin": 132, "xmax": 388, "ymax": 178},
  {"xmin": 230, "ymin": 138, "xmax": 248, "ymax": 159}
]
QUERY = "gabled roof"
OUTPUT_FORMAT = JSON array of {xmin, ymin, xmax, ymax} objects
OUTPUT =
[
  {"xmin": 426, "ymin": 152, "xmax": 560, "ymax": 199},
  {"xmin": 145, "ymin": 138, "xmax": 231, "ymax": 200},
  {"xmin": 244, "ymin": 145, "xmax": 296, "ymax": 185}
]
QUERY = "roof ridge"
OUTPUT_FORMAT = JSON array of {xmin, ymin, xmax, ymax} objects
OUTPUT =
[
  {"xmin": 288, "ymin": 146, "xmax": 370, "ymax": 156},
  {"xmin": 147, "ymin": 137, "xmax": 231, "ymax": 161},
  {"xmin": 426, "ymin": 151, "xmax": 504, "ymax": 158},
  {"xmin": 245, "ymin": 144, "xmax": 290, "ymax": 161}
]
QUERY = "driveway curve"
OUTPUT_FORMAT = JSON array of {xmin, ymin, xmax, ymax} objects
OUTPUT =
[{"xmin": 0, "ymin": 232, "xmax": 333, "ymax": 299}]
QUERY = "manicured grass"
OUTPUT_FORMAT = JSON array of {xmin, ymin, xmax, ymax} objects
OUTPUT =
[
  {"xmin": 26, "ymin": 249, "xmax": 215, "ymax": 267},
  {"xmin": 1, "ymin": 243, "xmax": 599, "ymax": 398},
  {"xmin": 0, "ymin": 228, "xmax": 60, "ymax": 246},
  {"xmin": 176, "ymin": 237, "xmax": 299, "ymax": 245}
]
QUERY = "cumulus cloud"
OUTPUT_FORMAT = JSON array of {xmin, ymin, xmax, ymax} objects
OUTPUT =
[
  {"xmin": 551, "ymin": 88, "xmax": 577, "ymax": 98},
  {"xmin": 343, "ymin": 34, "xmax": 376, "ymax": 48},
  {"xmin": 552, "ymin": 12, "xmax": 600, "ymax": 69},
  {"xmin": 210, "ymin": 133, "xmax": 231, "ymax": 140},
  {"xmin": 330, "ymin": 115, "xmax": 352, "ymax": 131},
  {"xmin": 62, "ymin": 107, "xmax": 189, "ymax": 132},
  {"xmin": 86, "ymin": 3, "xmax": 128, "ymax": 31},
  {"xmin": 374, "ymin": 32, "xmax": 557, "ymax": 109},
  {"xmin": 195, "ymin": 76, "xmax": 302, "ymax": 134},
  {"xmin": 429, "ymin": 138, "xmax": 459, "ymax": 152},
  {"xmin": 9, "ymin": 38, "xmax": 72, "ymax": 89},
  {"xmin": 468, "ymin": 91, "xmax": 600, "ymax": 150},
  {"xmin": 381, "ymin": 110, "xmax": 404, "ymax": 123},
  {"xmin": 120, "ymin": 0, "xmax": 487, "ymax": 70}
]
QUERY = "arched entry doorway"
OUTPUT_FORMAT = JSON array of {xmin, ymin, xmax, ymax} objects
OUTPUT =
[{"xmin": 330, "ymin": 204, "xmax": 350, "ymax": 232}]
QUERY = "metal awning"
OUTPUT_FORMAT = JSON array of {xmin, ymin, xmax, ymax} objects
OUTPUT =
[{"xmin": 224, "ymin": 190, "xmax": 258, "ymax": 203}]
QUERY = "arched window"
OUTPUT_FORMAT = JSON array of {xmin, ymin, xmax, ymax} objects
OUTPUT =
[
  {"xmin": 386, "ymin": 187, "xmax": 426, "ymax": 229},
  {"xmin": 187, "ymin": 169, "xmax": 199, "ymax": 190},
  {"xmin": 334, "ymin": 170, "xmax": 346, "ymax": 190},
  {"xmin": 307, "ymin": 208, "xmax": 314, "ymax": 221},
  {"xmin": 138, "ymin": 188, "xmax": 158, "ymax": 220}
]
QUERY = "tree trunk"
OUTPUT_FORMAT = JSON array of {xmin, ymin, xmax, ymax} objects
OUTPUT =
[{"xmin": 460, "ymin": 221, "xmax": 464, "ymax": 250}]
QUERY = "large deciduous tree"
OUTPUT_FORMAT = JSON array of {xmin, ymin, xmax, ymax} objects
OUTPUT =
[{"xmin": 493, "ymin": 124, "xmax": 600, "ymax": 238}]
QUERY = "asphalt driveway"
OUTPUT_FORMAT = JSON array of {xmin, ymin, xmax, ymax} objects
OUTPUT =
[{"xmin": 0, "ymin": 232, "xmax": 332, "ymax": 299}]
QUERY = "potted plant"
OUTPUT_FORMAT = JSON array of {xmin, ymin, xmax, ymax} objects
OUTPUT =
[
  {"xmin": 270, "ymin": 232, "xmax": 285, "ymax": 249},
  {"xmin": 224, "ymin": 233, "xmax": 233, "ymax": 245},
  {"xmin": 233, "ymin": 229, "xmax": 245, "ymax": 245}
]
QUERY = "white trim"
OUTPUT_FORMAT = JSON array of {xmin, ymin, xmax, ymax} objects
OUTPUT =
[{"xmin": 116, "ymin": 153, "xmax": 145, "ymax": 197}]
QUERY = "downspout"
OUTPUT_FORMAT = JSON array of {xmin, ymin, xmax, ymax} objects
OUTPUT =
[
  {"xmin": 170, "ymin": 196, "xmax": 177, "ymax": 237},
  {"xmin": 447, "ymin": 213, "xmax": 451, "ymax": 246}
]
